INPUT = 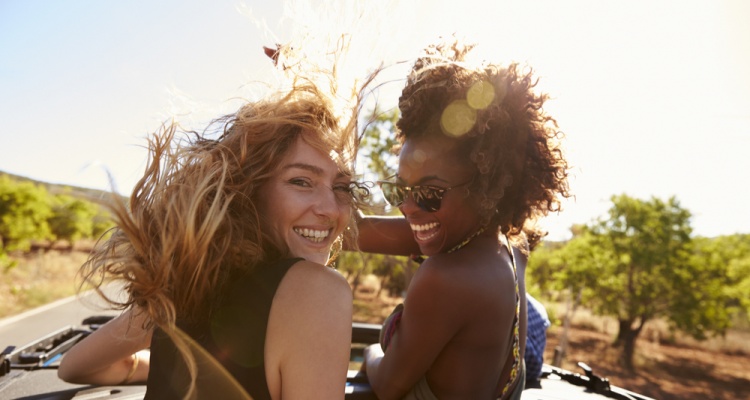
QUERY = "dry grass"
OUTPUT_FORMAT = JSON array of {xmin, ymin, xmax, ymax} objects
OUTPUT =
[
  {"xmin": 0, "ymin": 248, "xmax": 88, "ymax": 318},
  {"xmin": 549, "ymin": 302, "xmax": 750, "ymax": 356}
]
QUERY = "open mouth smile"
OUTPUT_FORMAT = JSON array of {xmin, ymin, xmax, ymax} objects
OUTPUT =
[
  {"xmin": 410, "ymin": 222, "xmax": 440, "ymax": 242},
  {"xmin": 293, "ymin": 227, "xmax": 331, "ymax": 243}
]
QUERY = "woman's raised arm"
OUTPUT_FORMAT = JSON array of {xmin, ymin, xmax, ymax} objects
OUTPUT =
[
  {"xmin": 58, "ymin": 307, "xmax": 152, "ymax": 386},
  {"xmin": 352, "ymin": 212, "xmax": 420, "ymax": 256}
]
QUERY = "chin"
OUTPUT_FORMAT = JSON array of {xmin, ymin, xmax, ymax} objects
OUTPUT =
[
  {"xmin": 416, "ymin": 234, "xmax": 445, "ymax": 257},
  {"xmin": 294, "ymin": 250, "xmax": 330, "ymax": 265},
  {"xmin": 417, "ymin": 244, "xmax": 437, "ymax": 258},
  {"xmin": 288, "ymin": 239, "xmax": 333, "ymax": 265}
]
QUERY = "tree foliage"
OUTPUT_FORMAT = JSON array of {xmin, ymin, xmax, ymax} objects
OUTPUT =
[
  {"xmin": 0, "ymin": 176, "xmax": 53, "ymax": 252},
  {"xmin": 360, "ymin": 107, "xmax": 400, "ymax": 181},
  {"xmin": 48, "ymin": 194, "xmax": 103, "ymax": 244},
  {"xmin": 525, "ymin": 239, "xmax": 567, "ymax": 295},
  {"xmin": 692, "ymin": 234, "xmax": 750, "ymax": 322},
  {"xmin": 0, "ymin": 176, "xmax": 112, "ymax": 268},
  {"xmin": 337, "ymin": 250, "xmax": 411, "ymax": 297},
  {"xmin": 531, "ymin": 194, "xmax": 737, "ymax": 370}
]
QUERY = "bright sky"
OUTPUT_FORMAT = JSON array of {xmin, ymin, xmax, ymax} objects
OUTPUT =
[{"xmin": 1, "ymin": 0, "xmax": 749, "ymax": 240}]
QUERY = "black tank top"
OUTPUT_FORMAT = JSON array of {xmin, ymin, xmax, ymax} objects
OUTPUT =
[{"xmin": 145, "ymin": 258, "xmax": 301, "ymax": 400}]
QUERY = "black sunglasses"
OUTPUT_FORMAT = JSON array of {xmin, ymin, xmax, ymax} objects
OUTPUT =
[{"xmin": 377, "ymin": 178, "xmax": 472, "ymax": 212}]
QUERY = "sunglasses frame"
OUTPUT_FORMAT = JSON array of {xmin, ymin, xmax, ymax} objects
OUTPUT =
[{"xmin": 377, "ymin": 177, "xmax": 472, "ymax": 212}]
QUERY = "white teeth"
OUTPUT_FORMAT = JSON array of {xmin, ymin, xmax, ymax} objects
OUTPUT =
[
  {"xmin": 294, "ymin": 228, "xmax": 330, "ymax": 243},
  {"xmin": 410, "ymin": 222, "xmax": 439, "ymax": 241},
  {"xmin": 410, "ymin": 222, "xmax": 439, "ymax": 232}
]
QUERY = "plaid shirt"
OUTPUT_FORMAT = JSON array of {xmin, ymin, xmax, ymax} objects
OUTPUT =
[{"xmin": 525, "ymin": 294, "xmax": 550, "ymax": 383}]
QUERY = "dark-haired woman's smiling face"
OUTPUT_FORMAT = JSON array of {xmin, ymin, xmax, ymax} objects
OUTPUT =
[{"xmin": 397, "ymin": 134, "xmax": 482, "ymax": 256}]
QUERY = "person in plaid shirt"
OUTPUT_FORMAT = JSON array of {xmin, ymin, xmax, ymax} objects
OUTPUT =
[{"xmin": 525, "ymin": 293, "xmax": 551, "ymax": 388}]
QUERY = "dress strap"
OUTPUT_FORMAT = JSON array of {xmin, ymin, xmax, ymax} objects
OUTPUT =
[
  {"xmin": 500, "ymin": 235, "xmax": 521, "ymax": 398},
  {"xmin": 500, "ymin": 234, "xmax": 516, "ymax": 268}
]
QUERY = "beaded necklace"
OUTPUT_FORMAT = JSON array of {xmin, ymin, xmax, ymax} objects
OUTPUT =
[
  {"xmin": 447, "ymin": 227, "xmax": 486, "ymax": 253},
  {"xmin": 409, "ymin": 227, "xmax": 487, "ymax": 264}
]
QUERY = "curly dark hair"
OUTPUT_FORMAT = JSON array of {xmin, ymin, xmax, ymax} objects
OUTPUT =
[{"xmin": 396, "ymin": 39, "xmax": 571, "ymax": 248}]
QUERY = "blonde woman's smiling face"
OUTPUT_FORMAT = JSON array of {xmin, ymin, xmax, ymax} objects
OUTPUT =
[{"xmin": 260, "ymin": 137, "xmax": 353, "ymax": 265}]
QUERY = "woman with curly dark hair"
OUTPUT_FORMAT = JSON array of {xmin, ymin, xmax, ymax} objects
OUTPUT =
[{"xmin": 358, "ymin": 39, "xmax": 571, "ymax": 399}]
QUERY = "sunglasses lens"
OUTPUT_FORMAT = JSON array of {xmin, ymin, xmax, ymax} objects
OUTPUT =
[
  {"xmin": 379, "ymin": 182, "xmax": 447, "ymax": 212},
  {"xmin": 414, "ymin": 187, "xmax": 442, "ymax": 212}
]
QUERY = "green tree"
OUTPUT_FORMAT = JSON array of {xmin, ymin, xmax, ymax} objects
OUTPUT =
[
  {"xmin": 91, "ymin": 208, "xmax": 115, "ymax": 239},
  {"xmin": 571, "ymin": 194, "xmax": 726, "ymax": 369},
  {"xmin": 360, "ymin": 107, "xmax": 400, "ymax": 181},
  {"xmin": 335, "ymin": 250, "xmax": 368, "ymax": 290},
  {"xmin": 47, "ymin": 194, "xmax": 100, "ymax": 246},
  {"xmin": 526, "ymin": 239, "xmax": 570, "ymax": 296},
  {"xmin": 0, "ymin": 176, "xmax": 52, "ymax": 253},
  {"xmin": 528, "ymin": 230, "xmax": 608, "ymax": 366},
  {"xmin": 693, "ymin": 234, "xmax": 750, "ymax": 323},
  {"xmin": 525, "ymin": 242, "xmax": 557, "ymax": 295},
  {"xmin": 371, "ymin": 253, "xmax": 411, "ymax": 297},
  {"xmin": 0, "ymin": 242, "xmax": 13, "ymax": 271}
]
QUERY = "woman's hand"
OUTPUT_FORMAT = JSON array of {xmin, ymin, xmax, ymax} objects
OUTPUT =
[{"xmin": 361, "ymin": 343, "xmax": 384, "ymax": 374}]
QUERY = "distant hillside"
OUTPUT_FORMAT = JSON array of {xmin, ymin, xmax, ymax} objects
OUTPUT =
[{"xmin": 0, "ymin": 170, "xmax": 125, "ymax": 203}]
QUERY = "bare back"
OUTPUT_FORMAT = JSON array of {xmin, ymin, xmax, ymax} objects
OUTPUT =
[{"xmin": 380, "ymin": 235, "xmax": 519, "ymax": 399}]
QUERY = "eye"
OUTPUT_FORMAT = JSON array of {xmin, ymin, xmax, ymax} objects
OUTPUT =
[
  {"xmin": 331, "ymin": 183, "xmax": 353, "ymax": 204},
  {"xmin": 332, "ymin": 182, "xmax": 354, "ymax": 194},
  {"xmin": 288, "ymin": 177, "xmax": 313, "ymax": 188},
  {"xmin": 333, "ymin": 182, "xmax": 356, "ymax": 202}
]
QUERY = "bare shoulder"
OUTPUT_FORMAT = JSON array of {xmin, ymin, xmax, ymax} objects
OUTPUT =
[
  {"xmin": 281, "ymin": 260, "xmax": 352, "ymax": 299},
  {"xmin": 273, "ymin": 260, "xmax": 353, "ymax": 319},
  {"xmin": 419, "ymin": 243, "xmax": 514, "ymax": 290},
  {"xmin": 408, "ymin": 242, "xmax": 517, "ymax": 321},
  {"xmin": 266, "ymin": 260, "xmax": 353, "ymax": 359}
]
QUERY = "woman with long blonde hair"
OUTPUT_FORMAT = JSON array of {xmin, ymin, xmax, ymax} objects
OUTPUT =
[{"xmin": 58, "ymin": 79, "xmax": 368, "ymax": 399}]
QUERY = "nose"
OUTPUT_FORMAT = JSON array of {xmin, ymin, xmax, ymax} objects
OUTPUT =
[
  {"xmin": 398, "ymin": 191, "xmax": 421, "ymax": 215},
  {"xmin": 313, "ymin": 185, "xmax": 342, "ymax": 219}
]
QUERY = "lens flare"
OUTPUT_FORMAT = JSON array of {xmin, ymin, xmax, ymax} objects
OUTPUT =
[
  {"xmin": 441, "ymin": 100, "xmax": 477, "ymax": 137},
  {"xmin": 467, "ymin": 80, "xmax": 495, "ymax": 110}
]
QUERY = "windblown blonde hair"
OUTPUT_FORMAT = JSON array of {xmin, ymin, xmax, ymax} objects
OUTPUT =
[{"xmin": 79, "ymin": 80, "xmax": 367, "ymax": 397}]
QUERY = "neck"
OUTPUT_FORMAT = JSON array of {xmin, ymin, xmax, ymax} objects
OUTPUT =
[{"xmin": 447, "ymin": 227, "xmax": 487, "ymax": 254}]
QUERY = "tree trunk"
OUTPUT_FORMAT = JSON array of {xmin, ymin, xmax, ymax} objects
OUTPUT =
[
  {"xmin": 377, "ymin": 274, "xmax": 389, "ymax": 298},
  {"xmin": 349, "ymin": 253, "xmax": 373, "ymax": 294},
  {"xmin": 554, "ymin": 287, "xmax": 582, "ymax": 367},
  {"xmin": 350, "ymin": 269, "xmax": 362, "ymax": 294},
  {"xmin": 615, "ymin": 318, "xmax": 646, "ymax": 370},
  {"xmin": 613, "ymin": 319, "xmax": 630, "ymax": 347}
]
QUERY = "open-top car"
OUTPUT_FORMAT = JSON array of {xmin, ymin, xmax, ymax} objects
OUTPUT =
[{"xmin": 1, "ymin": 316, "xmax": 655, "ymax": 400}]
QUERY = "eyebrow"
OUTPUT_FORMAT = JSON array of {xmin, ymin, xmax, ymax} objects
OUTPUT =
[
  {"xmin": 396, "ymin": 174, "xmax": 450, "ymax": 185},
  {"xmin": 283, "ymin": 163, "xmax": 323, "ymax": 175},
  {"xmin": 283, "ymin": 163, "xmax": 351, "ymax": 179}
]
